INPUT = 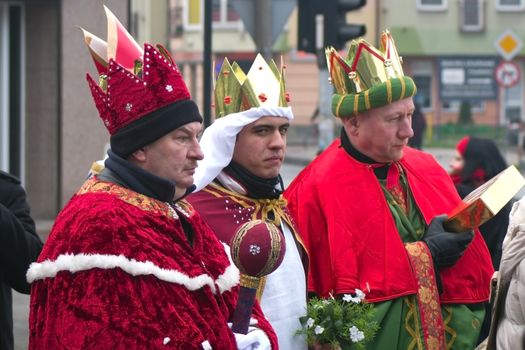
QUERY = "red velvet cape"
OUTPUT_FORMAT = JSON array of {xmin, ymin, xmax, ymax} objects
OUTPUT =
[
  {"xmin": 284, "ymin": 140, "xmax": 493, "ymax": 303},
  {"xmin": 28, "ymin": 178, "xmax": 277, "ymax": 349}
]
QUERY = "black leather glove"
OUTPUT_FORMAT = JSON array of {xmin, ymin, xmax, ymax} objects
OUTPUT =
[{"xmin": 422, "ymin": 214, "xmax": 474, "ymax": 269}]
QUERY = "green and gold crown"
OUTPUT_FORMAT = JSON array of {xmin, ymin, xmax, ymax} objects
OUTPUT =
[
  {"xmin": 214, "ymin": 54, "xmax": 289, "ymax": 118},
  {"xmin": 326, "ymin": 30, "xmax": 417, "ymax": 118}
]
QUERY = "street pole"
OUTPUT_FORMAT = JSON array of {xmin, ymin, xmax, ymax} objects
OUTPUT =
[
  {"xmin": 255, "ymin": 0, "xmax": 272, "ymax": 60},
  {"xmin": 203, "ymin": 0, "xmax": 212, "ymax": 128},
  {"xmin": 315, "ymin": 14, "xmax": 334, "ymax": 152}
]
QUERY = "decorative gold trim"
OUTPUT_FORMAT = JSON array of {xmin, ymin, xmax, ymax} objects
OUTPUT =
[
  {"xmin": 405, "ymin": 242, "xmax": 446, "ymax": 350},
  {"xmin": 77, "ymin": 178, "xmax": 180, "ymax": 219},
  {"xmin": 442, "ymin": 306, "xmax": 457, "ymax": 350},
  {"xmin": 256, "ymin": 276, "xmax": 267, "ymax": 300},
  {"xmin": 364, "ymin": 89, "xmax": 371, "ymax": 110},
  {"xmin": 400, "ymin": 75, "xmax": 406, "ymax": 100},
  {"xmin": 386, "ymin": 79, "xmax": 393, "ymax": 104},
  {"xmin": 335, "ymin": 95, "xmax": 345, "ymax": 118},
  {"xmin": 258, "ymin": 221, "xmax": 283, "ymax": 276},
  {"xmin": 205, "ymin": 182, "xmax": 288, "ymax": 227},
  {"xmin": 353, "ymin": 95, "xmax": 359, "ymax": 115},
  {"xmin": 240, "ymin": 274, "xmax": 261, "ymax": 289},
  {"xmin": 405, "ymin": 297, "xmax": 424, "ymax": 350}
]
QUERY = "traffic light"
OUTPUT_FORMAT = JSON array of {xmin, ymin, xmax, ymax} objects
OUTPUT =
[
  {"xmin": 324, "ymin": 0, "xmax": 366, "ymax": 50},
  {"xmin": 297, "ymin": 0, "xmax": 319, "ymax": 54}
]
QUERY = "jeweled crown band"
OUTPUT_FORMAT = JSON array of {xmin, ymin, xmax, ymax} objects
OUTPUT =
[{"xmin": 332, "ymin": 76, "xmax": 417, "ymax": 118}]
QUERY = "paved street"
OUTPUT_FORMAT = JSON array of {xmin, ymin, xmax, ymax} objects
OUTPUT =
[
  {"xmin": 13, "ymin": 291, "xmax": 29, "ymax": 350},
  {"xmin": 11, "ymin": 145, "xmax": 524, "ymax": 348}
]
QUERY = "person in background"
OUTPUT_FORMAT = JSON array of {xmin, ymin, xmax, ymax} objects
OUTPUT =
[
  {"xmin": 407, "ymin": 101, "xmax": 426, "ymax": 149},
  {"xmin": 27, "ymin": 6, "xmax": 276, "ymax": 349},
  {"xmin": 285, "ymin": 30, "xmax": 493, "ymax": 349},
  {"xmin": 449, "ymin": 136, "xmax": 510, "ymax": 270},
  {"xmin": 514, "ymin": 120, "xmax": 525, "ymax": 169},
  {"xmin": 482, "ymin": 195, "xmax": 525, "ymax": 349},
  {"xmin": 449, "ymin": 136, "xmax": 512, "ymax": 345},
  {"xmin": 0, "ymin": 171, "xmax": 43, "ymax": 350},
  {"xmin": 188, "ymin": 55, "xmax": 308, "ymax": 350}
]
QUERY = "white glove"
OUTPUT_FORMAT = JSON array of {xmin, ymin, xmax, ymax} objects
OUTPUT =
[{"xmin": 234, "ymin": 327, "xmax": 271, "ymax": 350}]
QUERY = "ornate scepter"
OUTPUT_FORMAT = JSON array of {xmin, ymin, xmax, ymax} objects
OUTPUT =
[{"xmin": 229, "ymin": 219, "xmax": 286, "ymax": 334}]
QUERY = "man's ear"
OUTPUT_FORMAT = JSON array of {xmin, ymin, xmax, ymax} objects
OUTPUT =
[
  {"xmin": 129, "ymin": 147, "xmax": 147, "ymax": 163},
  {"xmin": 342, "ymin": 115, "xmax": 360, "ymax": 136}
]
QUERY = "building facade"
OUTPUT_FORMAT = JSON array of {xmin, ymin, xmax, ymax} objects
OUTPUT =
[
  {"xmin": 6, "ymin": 0, "xmax": 521, "ymax": 221},
  {"xmin": 381, "ymin": 0, "xmax": 525, "ymax": 127}
]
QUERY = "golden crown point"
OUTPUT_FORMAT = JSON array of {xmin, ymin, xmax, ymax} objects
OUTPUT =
[
  {"xmin": 326, "ymin": 30, "xmax": 407, "ymax": 96},
  {"xmin": 214, "ymin": 54, "xmax": 289, "ymax": 119}
]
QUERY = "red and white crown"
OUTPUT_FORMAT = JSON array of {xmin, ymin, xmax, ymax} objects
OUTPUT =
[{"xmin": 81, "ymin": 6, "xmax": 191, "ymax": 135}]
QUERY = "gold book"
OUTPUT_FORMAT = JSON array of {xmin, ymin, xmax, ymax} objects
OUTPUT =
[{"xmin": 444, "ymin": 165, "xmax": 525, "ymax": 232}]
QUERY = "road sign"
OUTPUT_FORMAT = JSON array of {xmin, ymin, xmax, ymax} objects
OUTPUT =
[
  {"xmin": 495, "ymin": 61, "xmax": 521, "ymax": 88},
  {"xmin": 494, "ymin": 29, "xmax": 523, "ymax": 61},
  {"xmin": 231, "ymin": 0, "xmax": 296, "ymax": 46},
  {"xmin": 438, "ymin": 57, "xmax": 498, "ymax": 101}
]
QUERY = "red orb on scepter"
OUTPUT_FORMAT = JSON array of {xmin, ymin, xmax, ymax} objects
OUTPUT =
[{"xmin": 229, "ymin": 219, "xmax": 286, "ymax": 334}]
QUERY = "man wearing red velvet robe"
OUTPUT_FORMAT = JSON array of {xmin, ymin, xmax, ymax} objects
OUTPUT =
[
  {"xmin": 26, "ymin": 7, "xmax": 276, "ymax": 350},
  {"xmin": 187, "ymin": 56, "xmax": 308, "ymax": 350},
  {"xmin": 285, "ymin": 31, "xmax": 493, "ymax": 349}
]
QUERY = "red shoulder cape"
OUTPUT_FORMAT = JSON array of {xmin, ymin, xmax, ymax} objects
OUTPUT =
[
  {"xmin": 284, "ymin": 140, "xmax": 493, "ymax": 304},
  {"xmin": 187, "ymin": 182, "xmax": 308, "ymax": 272}
]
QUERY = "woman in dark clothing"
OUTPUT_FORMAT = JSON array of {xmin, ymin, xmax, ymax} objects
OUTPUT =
[
  {"xmin": 0, "ymin": 170, "xmax": 43, "ymax": 350},
  {"xmin": 449, "ymin": 136, "xmax": 511, "ymax": 345},
  {"xmin": 450, "ymin": 136, "xmax": 510, "ymax": 269}
]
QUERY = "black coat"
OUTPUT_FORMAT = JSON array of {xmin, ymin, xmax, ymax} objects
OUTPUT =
[{"xmin": 0, "ymin": 171, "xmax": 42, "ymax": 350}]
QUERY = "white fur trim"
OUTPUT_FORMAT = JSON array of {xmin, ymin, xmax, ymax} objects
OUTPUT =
[
  {"xmin": 26, "ymin": 253, "xmax": 239, "ymax": 294},
  {"xmin": 216, "ymin": 243, "xmax": 240, "ymax": 293},
  {"xmin": 193, "ymin": 106, "xmax": 294, "ymax": 192}
]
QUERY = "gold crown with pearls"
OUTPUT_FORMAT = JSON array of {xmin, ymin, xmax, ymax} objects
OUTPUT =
[{"xmin": 213, "ymin": 54, "xmax": 290, "ymax": 118}]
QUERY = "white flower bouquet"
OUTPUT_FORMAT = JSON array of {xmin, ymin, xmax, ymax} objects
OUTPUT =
[{"xmin": 296, "ymin": 289, "xmax": 379, "ymax": 350}]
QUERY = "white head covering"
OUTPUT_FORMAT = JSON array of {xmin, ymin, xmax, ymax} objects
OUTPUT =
[{"xmin": 193, "ymin": 106, "xmax": 294, "ymax": 192}]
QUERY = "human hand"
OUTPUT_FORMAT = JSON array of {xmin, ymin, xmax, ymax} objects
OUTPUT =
[
  {"xmin": 422, "ymin": 214, "xmax": 474, "ymax": 268},
  {"xmin": 234, "ymin": 328, "xmax": 271, "ymax": 350}
]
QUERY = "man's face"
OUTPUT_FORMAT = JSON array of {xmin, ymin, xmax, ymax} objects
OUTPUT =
[
  {"xmin": 232, "ymin": 116, "xmax": 289, "ymax": 179},
  {"xmin": 137, "ymin": 121, "xmax": 204, "ymax": 197},
  {"xmin": 343, "ymin": 98, "xmax": 415, "ymax": 163}
]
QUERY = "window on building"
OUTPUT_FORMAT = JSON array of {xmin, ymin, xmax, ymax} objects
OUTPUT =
[
  {"xmin": 417, "ymin": 0, "xmax": 448, "ymax": 11},
  {"xmin": 413, "ymin": 75, "xmax": 432, "ymax": 110},
  {"xmin": 212, "ymin": 0, "xmax": 240, "ymax": 27},
  {"xmin": 184, "ymin": 0, "xmax": 201, "ymax": 30},
  {"xmin": 0, "ymin": 3, "xmax": 24, "ymax": 176},
  {"xmin": 496, "ymin": 0, "xmax": 525, "ymax": 11},
  {"xmin": 442, "ymin": 100, "xmax": 485, "ymax": 113},
  {"xmin": 460, "ymin": 0, "xmax": 484, "ymax": 32},
  {"xmin": 170, "ymin": 5, "xmax": 184, "ymax": 37},
  {"xmin": 185, "ymin": 0, "xmax": 240, "ymax": 30}
]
